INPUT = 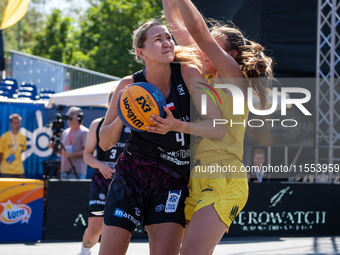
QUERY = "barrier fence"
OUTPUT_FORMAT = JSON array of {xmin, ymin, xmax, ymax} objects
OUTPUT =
[{"xmin": 10, "ymin": 50, "xmax": 120, "ymax": 93}]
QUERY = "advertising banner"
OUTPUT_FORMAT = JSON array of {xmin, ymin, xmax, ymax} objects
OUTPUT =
[
  {"xmin": 0, "ymin": 178, "xmax": 44, "ymax": 242},
  {"xmin": 229, "ymin": 183, "xmax": 340, "ymax": 236}
]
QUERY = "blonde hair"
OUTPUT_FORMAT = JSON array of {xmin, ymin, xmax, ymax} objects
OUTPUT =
[
  {"xmin": 9, "ymin": 113, "xmax": 22, "ymax": 122},
  {"xmin": 131, "ymin": 18, "xmax": 201, "ymax": 68},
  {"xmin": 209, "ymin": 20, "xmax": 274, "ymax": 109}
]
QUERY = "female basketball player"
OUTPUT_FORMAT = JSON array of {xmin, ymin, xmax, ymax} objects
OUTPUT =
[
  {"xmin": 98, "ymin": 19, "xmax": 224, "ymax": 255},
  {"xmin": 147, "ymin": 1, "xmax": 274, "ymax": 254}
]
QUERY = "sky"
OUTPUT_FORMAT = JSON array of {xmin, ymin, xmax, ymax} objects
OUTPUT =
[
  {"xmin": 44, "ymin": 0, "xmax": 91, "ymax": 18},
  {"xmin": 46, "ymin": 0, "xmax": 90, "ymax": 11}
]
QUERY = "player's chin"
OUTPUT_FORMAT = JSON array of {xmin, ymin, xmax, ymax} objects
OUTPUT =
[{"xmin": 161, "ymin": 54, "xmax": 175, "ymax": 63}]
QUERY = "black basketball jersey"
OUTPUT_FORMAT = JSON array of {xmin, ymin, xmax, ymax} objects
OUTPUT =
[
  {"xmin": 95, "ymin": 118, "xmax": 130, "ymax": 171},
  {"xmin": 125, "ymin": 63, "xmax": 191, "ymax": 178}
]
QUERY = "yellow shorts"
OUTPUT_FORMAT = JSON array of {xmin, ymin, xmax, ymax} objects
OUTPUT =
[{"xmin": 185, "ymin": 159, "xmax": 248, "ymax": 232}]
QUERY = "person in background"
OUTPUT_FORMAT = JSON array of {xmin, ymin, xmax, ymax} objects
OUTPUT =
[
  {"xmin": 78, "ymin": 89, "xmax": 130, "ymax": 255},
  {"xmin": 49, "ymin": 106, "xmax": 89, "ymax": 179},
  {"xmin": 0, "ymin": 113, "xmax": 27, "ymax": 178},
  {"xmin": 247, "ymin": 148, "xmax": 270, "ymax": 183}
]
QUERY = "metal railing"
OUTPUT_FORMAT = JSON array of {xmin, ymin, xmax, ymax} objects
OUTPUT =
[
  {"xmin": 10, "ymin": 50, "xmax": 120, "ymax": 93},
  {"xmin": 316, "ymin": 0, "xmax": 340, "ymax": 183}
]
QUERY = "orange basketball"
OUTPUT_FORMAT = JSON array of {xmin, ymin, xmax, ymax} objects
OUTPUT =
[{"xmin": 117, "ymin": 82, "xmax": 166, "ymax": 132}]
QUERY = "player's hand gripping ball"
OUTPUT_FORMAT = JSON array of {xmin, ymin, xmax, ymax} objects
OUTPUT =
[{"xmin": 117, "ymin": 82, "xmax": 166, "ymax": 132}]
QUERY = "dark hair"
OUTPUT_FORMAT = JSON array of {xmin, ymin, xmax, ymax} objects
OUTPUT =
[
  {"xmin": 68, "ymin": 106, "xmax": 84, "ymax": 124},
  {"xmin": 253, "ymin": 148, "xmax": 265, "ymax": 159},
  {"xmin": 209, "ymin": 20, "xmax": 274, "ymax": 109}
]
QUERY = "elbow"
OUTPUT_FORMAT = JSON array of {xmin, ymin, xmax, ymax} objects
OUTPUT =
[
  {"xmin": 99, "ymin": 138, "xmax": 118, "ymax": 151},
  {"xmin": 83, "ymin": 154, "xmax": 89, "ymax": 165},
  {"xmin": 99, "ymin": 141, "xmax": 110, "ymax": 151}
]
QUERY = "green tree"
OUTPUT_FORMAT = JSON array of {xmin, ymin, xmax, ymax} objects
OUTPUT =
[
  {"xmin": 32, "ymin": 9, "xmax": 74, "ymax": 63},
  {"xmin": 70, "ymin": 0, "xmax": 163, "ymax": 77}
]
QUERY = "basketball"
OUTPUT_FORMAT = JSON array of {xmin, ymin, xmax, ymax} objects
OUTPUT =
[{"xmin": 117, "ymin": 82, "xmax": 166, "ymax": 132}]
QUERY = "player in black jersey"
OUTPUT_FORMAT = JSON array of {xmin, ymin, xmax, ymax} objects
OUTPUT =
[
  {"xmin": 99, "ymin": 18, "xmax": 223, "ymax": 255},
  {"xmin": 78, "ymin": 89, "xmax": 130, "ymax": 255}
]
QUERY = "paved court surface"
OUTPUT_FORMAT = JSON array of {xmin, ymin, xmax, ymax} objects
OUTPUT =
[{"xmin": 1, "ymin": 236, "xmax": 339, "ymax": 255}]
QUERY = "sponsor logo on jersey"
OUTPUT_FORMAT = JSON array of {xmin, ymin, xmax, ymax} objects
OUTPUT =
[
  {"xmin": 89, "ymin": 200, "xmax": 106, "ymax": 205},
  {"xmin": 177, "ymin": 84, "xmax": 186, "ymax": 95},
  {"xmin": 135, "ymin": 207, "xmax": 141, "ymax": 217},
  {"xmin": 229, "ymin": 204, "xmax": 239, "ymax": 221},
  {"xmin": 155, "ymin": 204, "xmax": 165, "ymax": 212},
  {"xmin": 160, "ymin": 153, "xmax": 189, "ymax": 165},
  {"xmin": 113, "ymin": 208, "xmax": 140, "ymax": 225}
]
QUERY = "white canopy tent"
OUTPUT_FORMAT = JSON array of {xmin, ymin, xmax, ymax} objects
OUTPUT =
[{"xmin": 47, "ymin": 80, "xmax": 120, "ymax": 108}]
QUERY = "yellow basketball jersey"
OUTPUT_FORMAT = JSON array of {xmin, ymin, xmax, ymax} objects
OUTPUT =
[{"xmin": 194, "ymin": 74, "xmax": 249, "ymax": 164}]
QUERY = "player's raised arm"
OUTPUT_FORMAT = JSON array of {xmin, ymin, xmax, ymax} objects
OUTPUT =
[
  {"xmin": 173, "ymin": 0, "xmax": 244, "ymax": 81},
  {"xmin": 162, "ymin": 0, "xmax": 196, "ymax": 47}
]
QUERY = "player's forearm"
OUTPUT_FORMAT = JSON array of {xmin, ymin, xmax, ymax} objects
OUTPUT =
[
  {"xmin": 174, "ymin": 0, "xmax": 209, "ymax": 39},
  {"xmin": 84, "ymin": 152, "xmax": 105, "ymax": 169},
  {"xmin": 163, "ymin": 0, "xmax": 196, "ymax": 46},
  {"xmin": 99, "ymin": 118, "xmax": 124, "ymax": 151}
]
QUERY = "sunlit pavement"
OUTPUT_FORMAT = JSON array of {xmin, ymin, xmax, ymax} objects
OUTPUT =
[{"xmin": 0, "ymin": 236, "xmax": 339, "ymax": 255}]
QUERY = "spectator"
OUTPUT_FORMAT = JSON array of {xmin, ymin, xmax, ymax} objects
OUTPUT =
[
  {"xmin": 247, "ymin": 148, "xmax": 270, "ymax": 182},
  {"xmin": 0, "ymin": 114, "xmax": 27, "ymax": 178},
  {"xmin": 50, "ymin": 106, "xmax": 89, "ymax": 179}
]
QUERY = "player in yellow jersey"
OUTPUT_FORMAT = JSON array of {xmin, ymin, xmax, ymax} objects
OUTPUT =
[{"xmin": 147, "ymin": 1, "xmax": 274, "ymax": 254}]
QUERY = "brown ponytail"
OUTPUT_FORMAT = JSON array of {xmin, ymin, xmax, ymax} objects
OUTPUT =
[{"xmin": 209, "ymin": 20, "xmax": 274, "ymax": 109}]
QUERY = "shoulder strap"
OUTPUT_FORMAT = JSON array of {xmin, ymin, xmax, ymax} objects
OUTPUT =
[{"xmin": 96, "ymin": 118, "xmax": 105, "ymax": 143}]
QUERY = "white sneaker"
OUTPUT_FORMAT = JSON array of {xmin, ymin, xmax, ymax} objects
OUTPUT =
[{"xmin": 77, "ymin": 252, "xmax": 91, "ymax": 255}]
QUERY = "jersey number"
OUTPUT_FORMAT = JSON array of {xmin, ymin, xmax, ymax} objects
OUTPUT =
[
  {"xmin": 176, "ymin": 133, "xmax": 185, "ymax": 146},
  {"xmin": 110, "ymin": 149, "xmax": 117, "ymax": 159}
]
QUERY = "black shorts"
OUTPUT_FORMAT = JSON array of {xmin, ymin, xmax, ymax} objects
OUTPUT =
[
  {"xmin": 103, "ymin": 152, "xmax": 189, "ymax": 234},
  {"xmin": 87, "ymin": 171, "xmax": 112, "ymax": 218}
]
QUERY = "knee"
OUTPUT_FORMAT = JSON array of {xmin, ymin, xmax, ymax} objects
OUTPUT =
[{"xmin": 87, "ymin": 224, "xmax": 103, "ymax": 237}]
